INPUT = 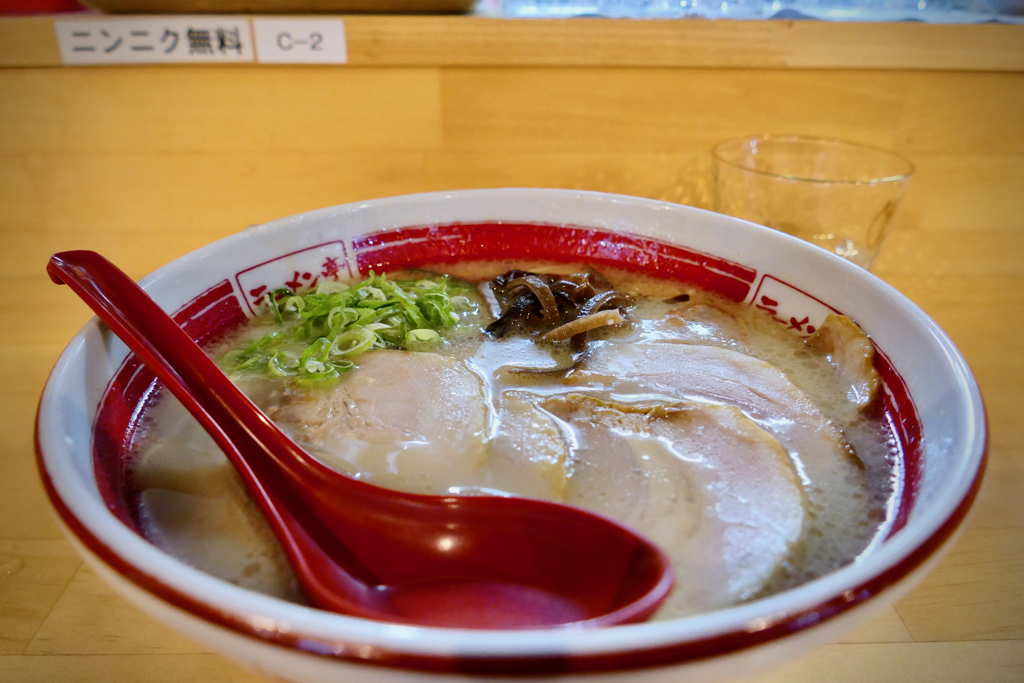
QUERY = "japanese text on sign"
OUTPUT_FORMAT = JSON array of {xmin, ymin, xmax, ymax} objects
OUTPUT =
[{"xmin": 55, "ymin": 18, "xmax": 254, "ymax": 65}]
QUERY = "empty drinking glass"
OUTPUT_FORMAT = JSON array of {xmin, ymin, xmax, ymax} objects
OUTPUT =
[{"xmin": 713, "ymin": 135, "xmax": 914, "ymax": 270}]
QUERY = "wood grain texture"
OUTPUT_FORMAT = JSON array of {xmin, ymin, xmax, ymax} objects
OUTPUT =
[
  {"xmin": 345, "ymin": 16, "xmax": 1024, "ymax": 71},
  {"xmin": 2, "ymin": 16, "xmax": 1023, "ymax": 70},
  {"xmin": 749, "ymin": 641, "xmax": 1024, "ymax": 683},
  {"xmin": 0, "ymin": 653, "xmax": 265, "ymax": 683},
  {"xmin": 835, "ymin": 605, "xmax": 914, "ymax": 644},
  {"xmin": 895, "ymin": 528, "xmax": 1024, "ymax": 642},
  {"xmin": 0, "ymin": 68, "xmax": 443, "ymax": 154},
  {"xmin": 0, "ymin": 17, "xmax": 60, "ymax": 68},
  {"xmin": 25, "ymin": 565, "xmax": 213, "ymax": 655},
  {"xmin": 0, "ymin": 45, "xmax": 1021, "ymax": 681},
  {"xmin": 0, "ymin": 541, "xmax": 81, "ymax": 655}
]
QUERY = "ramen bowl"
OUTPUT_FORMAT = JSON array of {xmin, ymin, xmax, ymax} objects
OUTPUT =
[{"xmin": 36, "ymin": 189, "xmax": 986, "ymax": 682}]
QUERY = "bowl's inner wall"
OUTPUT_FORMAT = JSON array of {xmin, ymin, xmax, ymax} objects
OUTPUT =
[{"xmin": 92, "ymin": 221, "xmax": 923, "ymax": 547}]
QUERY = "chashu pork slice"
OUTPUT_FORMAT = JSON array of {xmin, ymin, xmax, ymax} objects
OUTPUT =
[
  {"xmin": 805, "ymin": 313, "xmax": 882, "ymax": 420},
  {"xmin": 650, "ymin": 302, "xmax": 750, "ymax": 350},
  {"xmin": 566, "ymin": 342, "xmax": 870, "ymax": 547},
  {"xmin": 480, "ymin": 392, "xmax": 571, "ymax": 501},
  {"xmin": 643, "ymin": 305, "xmax": 881, "ymax": 423},
  {"xmin": 543, "ymin": 395, "xmax": 806, "ymax": 616},
  {"xmin": 265, "ymin": 349, "xmax": 488, "ymax": 495}
]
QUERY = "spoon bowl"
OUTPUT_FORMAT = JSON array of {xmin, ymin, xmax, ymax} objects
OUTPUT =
[{"xmin": 46, "ymin": 249, "xmax": 673, "ymax": 629}]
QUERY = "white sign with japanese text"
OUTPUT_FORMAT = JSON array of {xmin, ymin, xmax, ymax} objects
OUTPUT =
[
  {"xmin": 55, "ymin": 17, "xmax": 254, "ymax": 65},
  {"xmin": 252, "ymin": 19, "xmax": 347, "ymax": 64}
]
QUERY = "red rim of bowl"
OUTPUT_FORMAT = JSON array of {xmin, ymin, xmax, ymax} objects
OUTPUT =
[
  {"xmin": 35, "ymin": 213, "xmax": 988, "ymax": 675},
  {"xmin": 35, "ymin": 437, "xmax": 986, "ymax": 674}
]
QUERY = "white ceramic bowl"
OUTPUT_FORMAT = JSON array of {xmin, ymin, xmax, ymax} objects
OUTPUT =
[{"xmin": 36, "ymin": 189, "xmax": 986, "ymax": 682}]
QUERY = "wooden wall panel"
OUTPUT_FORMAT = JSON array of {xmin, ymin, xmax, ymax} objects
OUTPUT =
[
  {"xmin": 898, "ymin": 155, "xmax": 1024, "ymax": 233},
  {"xmin": 440, "ymin": 69, "xmax": 906, "ymax": 153},
  {"xmin": 897, "ymin": 73, "xmax": 1024, "ymax": 157},
  {"xmin": 0, "ymin": 68, "xmax": 443, "ymax": 154}
]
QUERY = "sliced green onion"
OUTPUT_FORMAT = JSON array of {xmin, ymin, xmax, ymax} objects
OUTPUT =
[
  {"xmin": 221, "ymin": 271, "xmax": 476, "ymax": 385},
  {"xmin": 406, "ymin": 329, "xmax": 440, "ymax": 344},
  {"xmin": 330, "ymin": 327, "xmax": 376, "ymax": 357},
  {"xmin": 268, "ymin": 352, "xmax": 297, "ymax": 378},
  {"xmin": 315, "ymin": 280, "xmax": 349, "ymax": 295},
  {"xmin": 300, "ymin": 337, "xmax": 332, "ymax": 373}
]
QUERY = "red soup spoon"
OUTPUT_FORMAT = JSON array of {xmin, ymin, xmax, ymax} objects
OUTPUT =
[{"xmin": 48, "ymin": 250, "xmax": 672, "ymax": 629}]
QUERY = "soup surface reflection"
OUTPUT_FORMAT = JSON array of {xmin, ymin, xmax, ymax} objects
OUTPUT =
[{"xmin": 129, "ymin": 263, "xmax": 899, "ymax": 619}]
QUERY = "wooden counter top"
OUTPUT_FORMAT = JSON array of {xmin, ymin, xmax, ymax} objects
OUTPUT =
[{"xmin": 1, "ymin": 17, "xmax": 1022, "ymax": 682}]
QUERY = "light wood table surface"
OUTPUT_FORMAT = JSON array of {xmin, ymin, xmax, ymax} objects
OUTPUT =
[{"xmin": 1, "ymin": 15, "xmax": 1022, "ymax": 682}]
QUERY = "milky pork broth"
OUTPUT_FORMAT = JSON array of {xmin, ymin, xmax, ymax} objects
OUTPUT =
[{"xmin": 129, "ymin": 263, "xmax": 899, "ymax": 620}]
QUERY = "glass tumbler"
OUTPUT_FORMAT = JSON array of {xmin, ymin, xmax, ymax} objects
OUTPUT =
[{"xmin": 712, "ymin": 135, "xmax": 914, "ymax": 270}]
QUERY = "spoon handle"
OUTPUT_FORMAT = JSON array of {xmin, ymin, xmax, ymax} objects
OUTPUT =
[
  {"xmin": 47, "ymin": 250, "xmax": 382, "ymax": 607},
  {"xmin": 48, "ymin": 251, "xmax": 306, "ymax": 473}
]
